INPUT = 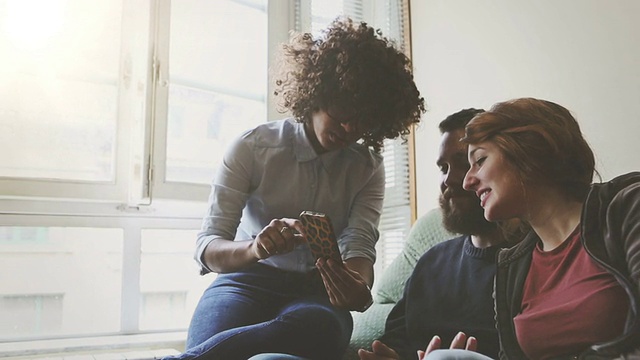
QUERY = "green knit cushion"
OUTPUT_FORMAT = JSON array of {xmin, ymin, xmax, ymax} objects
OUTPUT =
[
  {"xmin": 343, "ymin": 303, "xmax": 396, "ymax": 359},
  {"xmin": 373, "ymin": 208, "xmax": 457, "ymax": 304},
  {"xmin": 342, "ymin": 208, "xmax": 457, "ymax": 360}
]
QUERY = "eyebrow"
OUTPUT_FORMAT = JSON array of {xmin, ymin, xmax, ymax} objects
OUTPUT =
[
  {"xmin": 468, "ymin": 147, "xmax": 483, "ymax": 158},
  {"xmin": 467, "ymin": 146, "xmax": 485, "ymax": 159}
]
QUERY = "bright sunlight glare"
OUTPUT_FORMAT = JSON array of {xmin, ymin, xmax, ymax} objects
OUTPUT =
[{"xmin": 4, "ymin": 0, "xmax": 63, "ymax": 51}]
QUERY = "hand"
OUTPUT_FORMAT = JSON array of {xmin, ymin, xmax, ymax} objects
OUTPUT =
[
  {"xmin": 252, "ymin": 218, "xmax": 305, "ymax": 259},
  {"xmin": 316, "ymin": 257, "xmax": 372, "ymax": 310},
  {"xmin": 417, "ymin": 332, "xmax": 478, "ymax": 360},
  {"xmin": 358, "ymin": 340, "xmax": 400, "ymax": 360}
]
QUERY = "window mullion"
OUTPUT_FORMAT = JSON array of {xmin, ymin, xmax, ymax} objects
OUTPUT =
[
  {"xmin": 146, "ymin": 0, "xmax": 170, "ymax": 205},
  {"xmin": 121, "ymin": 0, "xmax": 155, "ymax": 206},
  {"xmin": 145, "ymin": 0, "xmax": 211, "ymax": 203}
]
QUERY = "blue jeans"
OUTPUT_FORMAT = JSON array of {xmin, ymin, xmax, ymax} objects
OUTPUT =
[{"xmin": 163, "ymin": 263, "xmax": 353, "ymax": 360}]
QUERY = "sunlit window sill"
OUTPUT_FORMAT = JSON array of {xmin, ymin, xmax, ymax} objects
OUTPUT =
[{"xmin": 0, "ymin": 332, "xmax": 185, "ymax": 359}]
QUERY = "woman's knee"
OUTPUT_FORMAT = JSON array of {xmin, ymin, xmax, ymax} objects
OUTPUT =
[{"xmin": 284, "ymin": 302, "xmax": 352, "ymax": 337}]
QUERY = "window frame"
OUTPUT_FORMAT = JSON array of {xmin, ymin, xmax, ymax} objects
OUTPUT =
[
  {"xmin": 147, "ymin": 0, "xmax": 296, "ymax": 203},
  {"xmin": 0, "ymin": 0, "xmax": 417, "ymax": 345},
  {"xmin": 0, "ymin": 0, "xmax": 153, "ymax": 204},
  {"xmin": 0, "ymin": 212, "xmax": 201, "ymax": 337}
]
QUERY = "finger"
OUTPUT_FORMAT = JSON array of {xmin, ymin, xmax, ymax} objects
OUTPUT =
[
  {"xmin": 450, "ymin": 332, "xmax": 467, "ymax": 349},
  {"xmin": 466, "ymin": 336, "xmax": 478, "ymax": 352},
  {"xmin": 356, "ymin": 349, "xmax": 377, "ymax": 360},
  {"xmin": 370, "ymin": 340, "xmax": 398, "ymax": 357},
  {"xmin": 356, "ymin": 348, "xmax": 370, "ymax": 359},
  {"xmin": 417, "ymin": 350, "xmax": 425, "ymax": 360},
  {"xmin": 279, "ymin": 218, "xmax": 306, "ymax": 237},
  {"xmin": 266, "ymin": 224, "xmax": 295, "ymax": 254},
  {"xmin": 257, "ymin": 241, "xmax": 271, "ymax": 256},
  {"xmin": 317, "ymin": 264, "xmax": 339, "ymax": 305},
  {"xmin": 252, "ymin": 240, "xmax": 268, "ymax": 259},
  {"xmin": 292, "ymin": 233, "xmax": 307, "ymax": 245},
  {"xmin": 278, "ymin": 226, "xmax": 297, "ymax": 253},
  {"xmin": 274, "ymin": 219, "xmax": 306, "ymax": 251},
  {"xmin": 323, "ymin": 258, "xmax": 350, "ymax": 287},
  {"xmin": 317, "ymin": 259, "xmax": 348, "ymax": 302},
  {"xmin": 261, "ymin": 225, "xmax": 284, "ymax": 254},
  {"xmin": 425, "ymin": 335, "xmax": 441, "ymax": 354},
  {"xmin": 255, "ymin": 231, "xmax": 278, "ymax": 256},
  {"xmin": 327, "ymin": 260, "xmax": 367, "ymax": 303}
]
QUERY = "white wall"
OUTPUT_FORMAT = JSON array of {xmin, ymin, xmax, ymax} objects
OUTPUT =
[{"xmin": 410, "ymin": 0, "xmax": 640, "ymax": 216}]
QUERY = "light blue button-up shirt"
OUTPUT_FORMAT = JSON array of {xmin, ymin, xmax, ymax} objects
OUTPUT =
[{"xmin": 195, "ymin": 118, "xmax": 384, "ymax": 274}]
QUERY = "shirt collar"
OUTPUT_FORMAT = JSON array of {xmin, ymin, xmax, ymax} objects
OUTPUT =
[
  {"xmin": 291, "ymin": 119, "xmax": 342, "ymax": 170},
  {"xmin": 292, "ymin": 119, "xmax": 317, "ymax": 162}
]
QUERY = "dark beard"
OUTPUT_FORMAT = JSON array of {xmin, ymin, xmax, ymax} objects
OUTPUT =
[{"xmin": 439, "ymin": 193, "xmax": 497, "ymax": 236}]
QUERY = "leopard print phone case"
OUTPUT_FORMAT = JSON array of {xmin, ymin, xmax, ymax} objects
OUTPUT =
[{"xmin": 299, "ymin": 211, "xmax": 342, "ymax": 263}]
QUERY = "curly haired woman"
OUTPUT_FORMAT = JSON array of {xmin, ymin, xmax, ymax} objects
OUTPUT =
[{"xmin": 163, "ymin": 18, "xmax": 426, "ymax": 360}]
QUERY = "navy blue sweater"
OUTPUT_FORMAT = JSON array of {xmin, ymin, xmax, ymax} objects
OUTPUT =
[{"xmin": 379, "ymin": 235, "xmax": 503, "ymax": 360}]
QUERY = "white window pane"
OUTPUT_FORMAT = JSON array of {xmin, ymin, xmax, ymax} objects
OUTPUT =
[
  {"xmin": 0, "ymin": 226, "xmax": 123, "ymax": 340},
  {"xmin": 166, "ymin": 85, "xmax": 264, "ymax": 185},
  {"xmin": 0, "ymin": 294, "xmax": 63, "ymax": 336},
  {"xmin": 0, "ymin": 0, "xmax": 121, "ymax": 182},
  {"xmin": 311, "ymin": 0, "xmax": 344, "ymax": 33},
  {"xmin": 166, "ymin": 0, "xmax": 267, "ymax": 185},
  {"xmin": 139, "ymin": 229, "xmax": 213, "ymax": 331}
]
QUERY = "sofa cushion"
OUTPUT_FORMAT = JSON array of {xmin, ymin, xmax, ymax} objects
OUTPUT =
[
  {"xmin": 373, "ymin": 208, "xmax": 457, "ymax": 304},
  {"xmin": 342, "ymin": 208, "xmax": 458, "ymax": 359},
  {"xmin": 348, "ymin": 303, "xmax": 396, "ymax": 351}
]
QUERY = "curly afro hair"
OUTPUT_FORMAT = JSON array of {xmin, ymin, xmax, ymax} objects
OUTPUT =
[{"xmin": 273, "ymin": 17, "xmax": 426, "ymax": 152}]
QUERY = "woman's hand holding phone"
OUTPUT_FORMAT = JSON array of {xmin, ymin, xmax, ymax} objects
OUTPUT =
[
  {"xmin": 299, "ymin": 211, "xmax": 373, "ymax": 311},
  {"xmin": 252, "ymin": 218, "xmax": 305, "ymax": 259},
  {"xmin": 316, "ymin": 257, "xmax": 373, "ymax": 311}
]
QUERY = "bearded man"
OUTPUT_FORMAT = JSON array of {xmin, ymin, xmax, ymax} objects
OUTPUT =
[{"xmin": 359, "ymin": 108, "xmax": 522, "ymax": 360}]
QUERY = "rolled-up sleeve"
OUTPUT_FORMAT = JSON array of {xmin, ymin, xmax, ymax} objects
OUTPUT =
[
  {"xmin": 338, "ymin": 158, "xmax": 385, "ymax": 263},
  {"xmin": 195, "ymin": 133, "xmax": 253, "ymax": 274}
]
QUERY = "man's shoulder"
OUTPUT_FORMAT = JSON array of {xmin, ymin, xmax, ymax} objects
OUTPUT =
[
  {"xmin": 429, "ymin": 234, "xmax": 468, "ymax": 252},
  {"xmin": 414, "ymin": 235, "xmax": 468, "ymax": 265}
]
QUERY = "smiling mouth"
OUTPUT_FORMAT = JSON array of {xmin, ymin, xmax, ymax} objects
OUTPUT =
[{"xmin": 479, "ymin": 190, "xmax": 490, "ymax": 206}]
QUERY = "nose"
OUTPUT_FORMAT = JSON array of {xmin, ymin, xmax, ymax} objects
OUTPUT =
[
  {"xmin": 462, "ymin": 169, "xmax": 477, "ymax": 191},
  {"xmin": 443, "ymin": 167, "xmax": 465, "ymax": 189}
]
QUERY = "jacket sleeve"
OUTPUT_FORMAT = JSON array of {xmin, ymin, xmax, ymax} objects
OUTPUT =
[{"xmin": 611, "ymin": 181, "xmax": 640, "ymax": 358}]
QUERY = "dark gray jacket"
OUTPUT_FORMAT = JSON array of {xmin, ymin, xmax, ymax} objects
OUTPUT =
[{"xmin": 494, "ymin": 172, "xmax": 640, "ymax": 360}]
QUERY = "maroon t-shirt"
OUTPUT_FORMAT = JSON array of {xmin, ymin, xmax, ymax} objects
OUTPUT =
[{"xmin": 514, "ymin": 227, "xmax": 629, "ymax": 360}]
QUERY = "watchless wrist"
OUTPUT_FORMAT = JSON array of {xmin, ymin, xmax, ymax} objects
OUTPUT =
[{"xmin": 360, "ymin": 284, "xmax": 374, "ymax": 312}]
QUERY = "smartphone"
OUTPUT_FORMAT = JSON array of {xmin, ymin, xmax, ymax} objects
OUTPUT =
[{"xmin": 299, "ymin": 211, "xmax": 342, "ymax": 263}]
